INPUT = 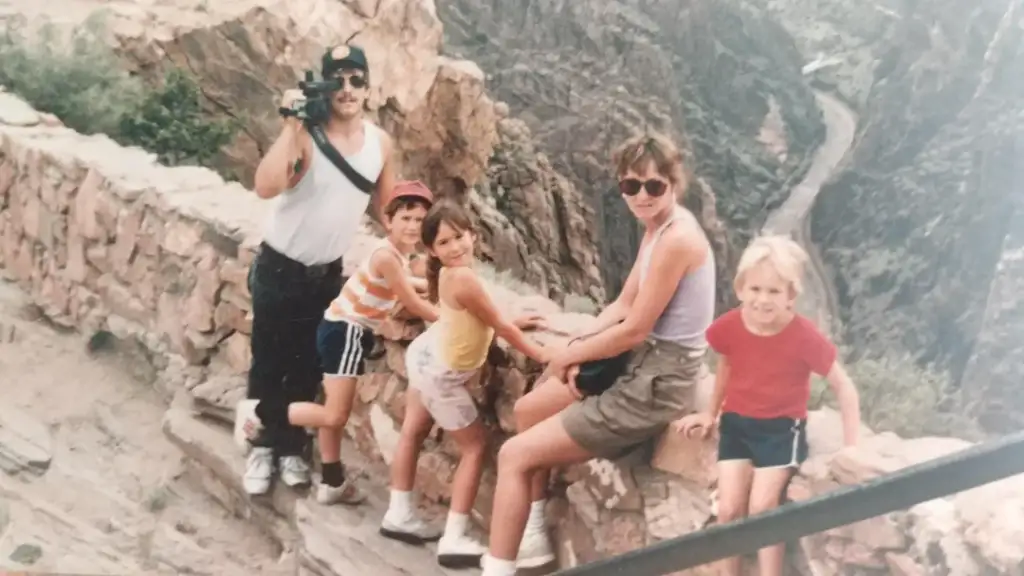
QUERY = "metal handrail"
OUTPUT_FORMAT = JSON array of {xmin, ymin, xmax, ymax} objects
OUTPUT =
[{"xmin": 556, "ymin": 430, "xmax": 1024, "ymax": 575}]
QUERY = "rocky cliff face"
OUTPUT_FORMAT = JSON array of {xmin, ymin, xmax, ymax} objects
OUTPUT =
[
  {"xmin": 808, "ymin": 0, "xmax": 1024, "ymax": 431},
  {"xmin": 437, "ymin": 0, "xmax": 826, "ymax": 298},
  {"xmin": 0, "ymin": 0, "xmax": 604, "ymax": 302}
]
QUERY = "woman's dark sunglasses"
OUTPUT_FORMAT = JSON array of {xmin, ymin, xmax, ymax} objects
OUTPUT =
[{"xmin": 618, "ymin": 178, "xmax": 669, "ymax": 197}]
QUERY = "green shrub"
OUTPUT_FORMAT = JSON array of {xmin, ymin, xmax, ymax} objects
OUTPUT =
[
  {"xmin": 0, "ymin": 13, "xmax": 236, "ymax": 174},
  {"xmin": 810, "ymin": 348, "xmax": 984, "ymax": 441},
  {"xmin": 119, "ymin": 68, "xmax": 237, "ymax": 168},
  {"xmin": 0, "ymin": 14, "xmax": 143, "ymax": 137}
]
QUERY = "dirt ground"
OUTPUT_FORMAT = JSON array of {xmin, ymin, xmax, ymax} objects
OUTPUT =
[{"xmin": 0, "ymin": 278, "xmax": 287, "ymax": 575}]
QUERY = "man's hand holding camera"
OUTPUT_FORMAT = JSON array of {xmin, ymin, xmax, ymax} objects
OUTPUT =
[{"xmin": 280, "ymin": 89, "xmax": 307, "ymax": 133}]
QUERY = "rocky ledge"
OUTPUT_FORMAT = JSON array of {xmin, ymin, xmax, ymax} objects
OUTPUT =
[{"xmin": 1, "ymin": 94, "xmax": 1022, "ymax": 575}]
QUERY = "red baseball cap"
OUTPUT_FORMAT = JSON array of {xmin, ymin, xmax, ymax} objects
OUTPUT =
[{"xmin": 388, "ymin": 180, "xmax": 434, "ymax": 206}]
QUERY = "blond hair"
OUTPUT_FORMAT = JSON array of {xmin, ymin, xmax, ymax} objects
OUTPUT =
[
  {"xmin": 734, "ymin": 235, "xmax": 809, "ymax": 295},
  {"xmin": 612, "ymin": 132, "xmax": 692, "ymax": 189}
]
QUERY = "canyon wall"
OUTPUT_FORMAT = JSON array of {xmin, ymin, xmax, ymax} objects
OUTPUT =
[
  {"xmin": 2, "ymin": 93, "xmax": 1022, "ymax": 576},
  {"xmin": 806, "ymin": 0, "xmax": 1024, "ymax": 431},
  {"xmin": 437, "ymin": 0, "xmax": 826, "ymax": 298}
]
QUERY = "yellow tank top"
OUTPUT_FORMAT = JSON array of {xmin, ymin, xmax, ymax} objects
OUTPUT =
[{"xmin": 437, "ymin": 270, "xmax": 495, "ymax": 371}]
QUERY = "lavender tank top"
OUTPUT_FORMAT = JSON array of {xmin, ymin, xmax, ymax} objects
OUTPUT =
[{"xmin": 637, "ymin": 208, "xmax": 716, "ymax": 348}]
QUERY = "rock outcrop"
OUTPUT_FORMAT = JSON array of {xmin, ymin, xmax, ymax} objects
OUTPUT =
[
  {"xmin": 0, "ymin": 0, "xmax": 603, "ymax": 302},
  {"xmin": 3, "ymin": 93, "xmax": 1023, "ymax": 575},
  {"xmin": 806, "ymin": 0, "xmax": 1024, "ymax": 432},
  {"xmin": 437, "ymin": 0, "xmax": 826, "ymax": 298}
]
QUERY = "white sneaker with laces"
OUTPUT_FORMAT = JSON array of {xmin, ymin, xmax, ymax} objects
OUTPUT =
[
  {"xmin": 316, "ymin": 478, "xmax": 367, "ymax": 505},
  {"xmin": 279, "ymin": 456, "xmax": 311, "ymax": 487},
  {"xmin": 244, "ymin": 447, "xmax": 273, "ymax": 495},
  {"xmin": 516, "ymin": 525, "xmax": 556, "ymax": 568},
  {"xmin": 436, "ymin": 533, "xmax": 488, "ymax": 569},
  {"xmin": 379, "ymin": 512, "xmax": 442, "ymax": 544}
]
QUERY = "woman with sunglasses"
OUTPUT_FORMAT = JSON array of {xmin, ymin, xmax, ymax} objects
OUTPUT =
[{"xmin": 481, "ymin": 132, "xmax": 717, "ymax": 575}]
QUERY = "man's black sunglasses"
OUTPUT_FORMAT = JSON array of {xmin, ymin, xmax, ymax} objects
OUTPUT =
[
  {"xmin": 618, "ymin": 178, "xmax": 669, "ymax": 197},
  {"xmin": 327, "ymin": 74, "xmax": 368, "ymax": 90}
]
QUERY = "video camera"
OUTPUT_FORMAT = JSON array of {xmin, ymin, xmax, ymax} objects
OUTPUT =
[{"xmin": 277, "ymin": 70, "xmax": 341, "ymax": 127}]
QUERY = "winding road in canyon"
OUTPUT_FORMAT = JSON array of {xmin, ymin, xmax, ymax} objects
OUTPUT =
[{"xmin": 761, "ymin": 90, "xmax": 858, "ymax": 338}]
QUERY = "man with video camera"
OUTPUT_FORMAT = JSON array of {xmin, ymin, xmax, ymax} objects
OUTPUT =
[{"xmin": 242, "ymin": 43, "xmax": 396, "ymax": 496}]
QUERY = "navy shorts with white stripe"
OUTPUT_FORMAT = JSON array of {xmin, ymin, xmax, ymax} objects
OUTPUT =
[
  {"xmin": 317, "ymin": 318, "xmax": 377, "ymax": 377},
  {"xmin": 717, "ymin": 412, "xmax": 809, "ymax": 469}
]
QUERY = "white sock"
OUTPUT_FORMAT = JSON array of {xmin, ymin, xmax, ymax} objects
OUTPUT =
[
  {"xmin": 481, "ymin": 554, "xmax": 517, "ymax": 576},
  {"xmin": 444, "ymin": 511, "xmax": 470, "ymax": 539},
  {"xmin": 388, "ymin": 489, "xmax": 413, "ymax": 518},
  {"xmin": 526, "ymin": 499, "xmax": 547, "ymax": 532}
]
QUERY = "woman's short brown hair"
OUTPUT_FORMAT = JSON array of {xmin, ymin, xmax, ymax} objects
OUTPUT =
[{"xmin": 612, "ymin": 132, "xmax": 692, "ymax": 188}]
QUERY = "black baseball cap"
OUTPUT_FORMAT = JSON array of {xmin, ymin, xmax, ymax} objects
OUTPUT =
[{"xmin": 322, "ymin": 44, "xmax": 368, "ymax": 77}]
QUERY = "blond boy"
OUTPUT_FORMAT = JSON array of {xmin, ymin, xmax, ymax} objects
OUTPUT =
[{"xmin": 675, "ymin": 235, "xmax": 860, "ymax": 576}]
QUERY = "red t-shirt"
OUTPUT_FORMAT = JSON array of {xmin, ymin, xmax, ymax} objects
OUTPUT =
[{"xmin": 706, "ymin": 308, "xmax": 837, "ymax": 419}]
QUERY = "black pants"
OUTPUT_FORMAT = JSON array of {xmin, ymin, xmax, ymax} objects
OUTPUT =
[{"xmin": 247, "ymin": 242, "xmax": 344, "ymax": 458}]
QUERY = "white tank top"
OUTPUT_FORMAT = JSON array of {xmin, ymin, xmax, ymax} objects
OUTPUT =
[{"xmin": 262, "ymin": 120, "xmax": 384, "ymax": 265}]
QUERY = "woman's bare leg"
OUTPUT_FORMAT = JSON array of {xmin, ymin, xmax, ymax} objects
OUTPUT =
[
  {"xmin": 483, "ymin": 413, "xmax": 593, "ymax": 575},
  {"xmin": 509, "ymin": 376, "xmax": 576, "ymax": 568},
  {"xmin": 513, "ymin": 376, "xmax": 576, "ymax": 501}
]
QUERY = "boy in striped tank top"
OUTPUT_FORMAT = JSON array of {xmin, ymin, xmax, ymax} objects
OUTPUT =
[{"xmin": 238, "ymin": 181, "xmax": 440, "ymax": 505}]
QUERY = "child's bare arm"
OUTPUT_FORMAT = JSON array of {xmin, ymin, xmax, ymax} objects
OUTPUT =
[
  {"xmin": 451, "ymin": 268, "xmax": 548, "ymax": 363},
  {"xmin": 675, "ymin": 356, "xmax": 726, "ymax": 434},
  {"xmin": 825, "ymin": 360, "xmax": 861, "ymax": 447},
  {"xmin": 706, "ymin": 355, "xmax": 729, "ymax": 420},
  {"xmin": 373, "ymin": 251, "xmax": 439, "ymax": 323}
]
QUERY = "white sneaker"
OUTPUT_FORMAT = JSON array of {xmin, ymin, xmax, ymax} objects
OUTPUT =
[
  {"xmin": 279, "ymin": 456, "xmax": 311, "ymax": 487},
  {"xmin": 316, "ymin": 478, "xmax": 367, "ymax": 506},
  {"xmin": 516, "ymin": 526, "xmax": 556, "ymax": 568},
  {"xmin": 244, "ymin": 447, "xmax": 273, "ymax": 495},
  {"xmin": 379, "ymin": 513, "xmax": 442, "ymax": 544},
  {"xmin": 233, "ymin": 399, "xmax": 263, "ymax": 453},
  {"xmin": 437, "ymin": 533, "xmax": 488, "ymax": 569}
]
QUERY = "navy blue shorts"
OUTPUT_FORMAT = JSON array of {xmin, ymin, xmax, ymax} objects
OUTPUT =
[
  {"xmin": 718, "ymin": 412, "xmax": 808, "ymax": 469},
  {"xmin": 316, "ymin": 318, "xmax": 375, "ymax": 377}
]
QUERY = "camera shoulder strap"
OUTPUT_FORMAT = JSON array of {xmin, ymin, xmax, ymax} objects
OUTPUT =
[{"xmin": 308, "ymin": 124, "xmax": 376, "ymax": 195}]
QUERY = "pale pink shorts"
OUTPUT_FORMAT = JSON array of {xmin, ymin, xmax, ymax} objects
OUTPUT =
[{"xmin": 406, "ymin": 330, "xmax": 481, "ymax": 431}]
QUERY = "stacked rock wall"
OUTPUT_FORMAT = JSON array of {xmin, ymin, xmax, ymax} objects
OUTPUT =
[{"xmin": 1, "ymin": 94, "xmax": 1021, "ymax": 575}]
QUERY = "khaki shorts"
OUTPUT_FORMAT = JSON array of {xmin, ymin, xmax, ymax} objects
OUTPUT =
[
  {"xmin": 561, "ymin": 338, "xmax": 706, "ymax": 459},
  {"xmin": 406, "ymin": 331, "xmax": 481, "ymax": 431}
]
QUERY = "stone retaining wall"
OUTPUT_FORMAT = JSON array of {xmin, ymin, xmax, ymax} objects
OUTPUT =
[{"xmin": 1, "ymin": 94, "xmax": 1021, "ymax": 575}]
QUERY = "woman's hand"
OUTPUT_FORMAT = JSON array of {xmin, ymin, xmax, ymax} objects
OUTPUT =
[
  {"xmin": 538, "ymin": 349, "xmax": 571, "ymax": 385},
  {"xmin": 564, "ymin": 364, "xmax": 582, "ymax": 399}
]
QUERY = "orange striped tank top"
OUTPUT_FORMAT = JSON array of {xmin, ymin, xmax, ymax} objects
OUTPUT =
[{"xmin": 324, "ymin": 239, "xmax": 409, "ymax": 329}]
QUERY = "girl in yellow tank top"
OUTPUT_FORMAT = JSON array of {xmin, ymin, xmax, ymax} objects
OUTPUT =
[{"xmin": 380, "ymin": 200, "xmax": 552, "ymax": 567}]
